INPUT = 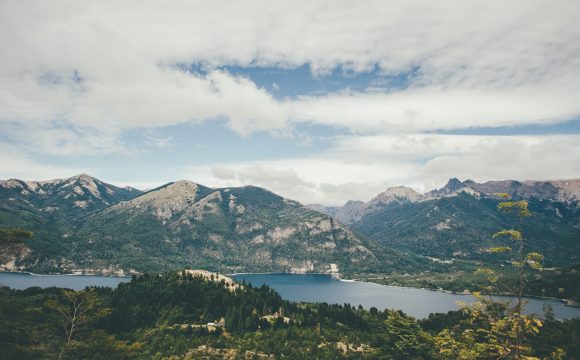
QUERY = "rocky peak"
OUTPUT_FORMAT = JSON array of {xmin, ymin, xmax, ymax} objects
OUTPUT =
[
  {"xmin": 0, "ymin": 179, "xmax": 28, "ymax": 190},
  {"xmin": 426, "ymin": 178, "xmax": 476, "ymax": 198},
  {"xmin": 69, "ymin": 173, "xmax": 95, "ymax": 181},
  {"xmin": 62, "ymin": 173, "xmax": 103, "ymax": 198},
  {"xmin": 1, "ymin": 174, "xmax": 143, "ymax": 212},
  {"xmin": 443, "ymin": 178, "xmax": 465, "ymax": 192},
  {"xmin": 111, "ymin": 180, "xmax": 213, "ymax": 220},
  {"xmin": 376, "ymin": 186, "xmax": 424, "ymax": 202}
]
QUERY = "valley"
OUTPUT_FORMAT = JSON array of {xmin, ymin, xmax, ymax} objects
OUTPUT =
[{"xmin": 1, "ymin": 174, "xmax": 579, "ymax": 304}]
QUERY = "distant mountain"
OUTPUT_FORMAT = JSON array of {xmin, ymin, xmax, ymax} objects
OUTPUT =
[
  {"xmin": 426, "ymin": 178, "xmax": 481, "ymax": 198},
  {"xmin": 311, "ymin": 178, "xmax": 580, "ymax": 225},
  {"xmin": 0, "ymin": 176, "xmax": 423, "ymax": 275},
  {"xmin": 308, "ymin": 186, "xmax": 426, "ymax": 224},
  {"xmin": 0, "ymin": 174, "xmax": 143, "ymax": 272},
  {"xmin": 4, "ymin": 174, "xmax": 577, "ymax": 275},
  {"xmin": 428, "ymin": 178, "xmax": 580, "ymax": 203},
  {"xmin": 0, "ymin": 173, "xmax": 142, "ymax": 215},
  {"xmin": 314, "ymin": 178, "xmax": 580, "ymax": 266}
]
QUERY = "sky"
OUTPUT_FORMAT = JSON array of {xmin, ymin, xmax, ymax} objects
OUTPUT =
[{"xmin": 1, "ymin": 0, "xmax": 580, "ymax": 205}]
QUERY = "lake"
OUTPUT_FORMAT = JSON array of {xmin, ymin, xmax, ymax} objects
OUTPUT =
[
  {"xmin": 2, "ymin": 272, "xmax": 579, "ymax": 319},
  {"xmin": 231, "ymin": 273, "xmax": 580, "ymax": 319},
  {"xmin": 0, "ymin": 272, "xmax": 130, "ymax": 290}
]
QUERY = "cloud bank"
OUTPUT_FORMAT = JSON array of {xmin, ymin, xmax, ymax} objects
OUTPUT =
[
  {"xmin": 2, "ymin": 1, "xmax": 580, "ymax": 145},
  {"xmin": 1, "ymin": 0, "xmax": 579, "ymax": 203}
]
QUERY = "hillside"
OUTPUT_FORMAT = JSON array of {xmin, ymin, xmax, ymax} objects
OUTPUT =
[
  {"xmin": 1, "ymin": 270, "xmax": 578, "ymax": 359},
  {"xmin": 312, "ymin": 178, "xmax": 580, "ymax": 266},
  {"xmin": 0, "ymin": 176, "xmax": 425, "ymax": 275},
  {"xmin": 69, "ymin": 181, "xmax": 419, "ymax": 274},
  {"xmin": 0, "ymin": 174, "xmax": 142, "ymax": 215},
  {"xmin": 0, "ymin": 174, "xmax": 143, "ymax": 272}
]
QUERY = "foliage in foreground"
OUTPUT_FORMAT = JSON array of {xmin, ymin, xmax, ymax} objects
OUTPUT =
[{"xmin": 0, "ymin": 270, "xmax": 578, "ymax": 360}]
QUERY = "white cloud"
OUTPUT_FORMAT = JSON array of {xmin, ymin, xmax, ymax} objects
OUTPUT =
[
  {"xmin": 420, "ymin": 135, "xmax": 580, "ymax": 190},
  {"xmin": 1, "ymin": 0, "xmax": 579, "ymax": 197},
  {"xmin": 179, "ymin": 134, "xmax": 580, "ymax": 205},
  {"xmin": 1, "ymin": 0, "xmax": 579, "ymax": 155},
  {"xmin": 0, "ymin": 144, "xmax": 93, "ymax": 181},
  {"xmin": 289, "ymin": 86, "xmax": 580, "ymax": 133},
  {"xmin": 211, "ymin": 166, "xmax": 237, "ymax": 180}
]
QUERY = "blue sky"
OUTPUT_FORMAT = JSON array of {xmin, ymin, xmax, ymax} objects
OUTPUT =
[{"xmin": 1, "ymin": 1, "xmax": 580, "ymax": 205}]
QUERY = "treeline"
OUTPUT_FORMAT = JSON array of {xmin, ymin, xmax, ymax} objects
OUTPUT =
[
  {"xmin": 369, "ymin": 261, "xmax": 580, "ymax": 304},
  {"xmin": 1, "ymin": 271, "xmax": 579, "ymax": 359}
]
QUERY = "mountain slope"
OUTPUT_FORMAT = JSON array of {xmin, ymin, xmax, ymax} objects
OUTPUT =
[
  {"xmin": 0, "ymin": 174, "xmax": 143, "ymax": 272},
  {"xmin": 309, "ymin": 186, "xmax": 425, "ymax": 224},
  {"xmin": 0, "ymin": 174, "xmax": 142, "ymax": 217},
  {"xmin": 1, "ymin": 176, "xmax": 425, "ymax": 275},
  {"xmin": 315, "ymin": 178, "xmax": 580, "ymax": 226},
  {"xmin": 338, "ymin": 179, "xmax": 580, "ymax": 266},
  {"xmin": 69, "ymin": 181, "xmax": 420, "ymax": 274}
]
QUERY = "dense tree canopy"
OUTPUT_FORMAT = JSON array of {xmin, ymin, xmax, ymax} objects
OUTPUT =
[{"xmin": 1, "ymin": 270, "xmax": 578, "ymax": 359}]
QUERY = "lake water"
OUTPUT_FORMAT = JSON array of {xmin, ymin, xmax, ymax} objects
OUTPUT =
[
  {"xmin": 231, "ymin": 273, "xmax": 580, "ymax": 319},
  {"xmin": 0, "ymin": 272, "xmax": 130, "ymax": 290},
  {"xmin": 2, "ymin": 272, "xmax": 579, "ymax": 319}
]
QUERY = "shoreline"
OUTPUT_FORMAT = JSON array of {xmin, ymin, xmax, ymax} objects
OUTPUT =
[
  {"xmin": 358, "ymin": 277, "xmax": 580, "ymax": 308},
  {"xmin": 228, "ymin": 271, "xmax": 340, "ymax": 276},
  {"xmin": 2, "ymin": 270, "xmax": 577, "ymax": 308},
  {"xmin": 0, "ymin": 270, "xmax": 132, "ymax": 278}
]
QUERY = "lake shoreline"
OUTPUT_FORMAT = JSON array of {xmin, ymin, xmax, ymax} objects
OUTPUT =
[
  {"xmin": 3, "ymin": 271, "xmax": 579, "ymax": 319},
  {"xmin": 230, "ymin": 271, "xmax": 580, "ymax": 309},
  {"xmin": 0, "ymin": 270, "xmax": 131, "ymax": 278},
  {"xmin": 357, "ymin": 277, "xmax": 580, "ymax": 308},
  {"xmin": 3, "ymin": 269, "xmax": 577, "ymax": 309}
]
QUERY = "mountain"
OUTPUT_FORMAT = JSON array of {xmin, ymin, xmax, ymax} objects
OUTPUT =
[
  {"xmin": 428, "ymin": 178, "xmax": 580, "ymax": 203},
  {"xmin": 314, "ymin": 178, "xmax": 580, "ymax": 225},
  {"xmin": 0, "ymin": 174, "xmax": 143, "ymax": 272},
  {"xmin": 352, "ymin": 192, "xmax": 580, "ymax": 265},
  {"xmin": 426, "ymin": 178, "xmax": 481, "ymax": 198},
  {"xmin": 0, "ymin": 176, "xmax": 423, "ymax": 275},
  {"xmin": 69, "ymin": 181, "xmax": 418, "ymax": 274},
  {"xmin": 0, "ymin": 173, "xmax": 142, "ymax": 215},
  {"xmin": 309, "ymin": 186, "xmax": 425, "ymax": 224},
  {"xmin": 4, "ymin": 174, "xmax": 577, "ymax": 275},
  {"xmin": 319, "ymin": 178, "xmax": 580, "ymax": 266}
]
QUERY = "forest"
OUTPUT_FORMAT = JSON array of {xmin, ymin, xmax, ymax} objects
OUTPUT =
[{"xmin": 1, "ymin": 270, "xmax": 579, "ymax": 360}]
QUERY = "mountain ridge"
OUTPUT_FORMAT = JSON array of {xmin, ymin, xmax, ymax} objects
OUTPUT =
[
  {"xmin": 0, "ymin": 174, "xmax": 424, "ymax": 275},
  {"xmin": 309, "ymin": 178, "xmax": 580, "ymax": 224}
]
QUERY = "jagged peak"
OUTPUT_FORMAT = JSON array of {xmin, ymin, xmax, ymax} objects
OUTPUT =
[{"xmin": 443, "ymin": 178, "xmax": 465, "ymax": 191}]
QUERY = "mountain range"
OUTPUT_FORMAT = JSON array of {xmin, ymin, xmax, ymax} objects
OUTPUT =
[
  {"xmin": 1, "ymin": 174, "xmax": 579, "ymax": 275},
  {"xmin": 310, "ymin": 178, "xmax": 580, "ymax": 265},
  {"xmin": 0, "ymin": 175, "xmax": 421, "ymax": 275},
  {"xmin": 309, "ymin": 178, "xmax": 580, "ymax": 225}
]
